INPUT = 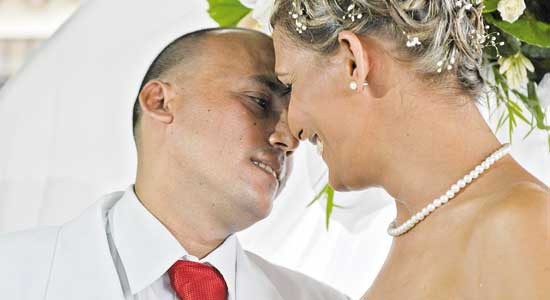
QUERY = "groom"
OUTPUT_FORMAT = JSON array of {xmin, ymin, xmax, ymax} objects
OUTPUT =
[{"xmin": 0, "ymin": 28, "xmax": 349, "ymax": 300}]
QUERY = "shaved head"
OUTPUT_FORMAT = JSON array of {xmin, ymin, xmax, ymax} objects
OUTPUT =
[
  {"xmin": 133, "ymin": 25, "xmax": 297, "ymax": 235},
  {"xmin": 133, "ymin": 27, "xmax": 273, "ymax": 139}
]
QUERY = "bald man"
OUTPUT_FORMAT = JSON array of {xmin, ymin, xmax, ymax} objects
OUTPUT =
[{"xmin": 0, "ymin": 28, "xmax": 349, "ymax": 300}]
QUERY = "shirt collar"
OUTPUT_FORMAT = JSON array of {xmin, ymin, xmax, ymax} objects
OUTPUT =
[
  {"xmin": 192, "ymin": 234, "xmax": 238, "ymax": 300},
  {"xmin": 108, "ymin": 186, "xmax": 238, "ymax": 298}
]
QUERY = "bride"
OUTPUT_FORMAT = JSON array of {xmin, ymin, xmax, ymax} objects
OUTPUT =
[{"xmin": 269, "ymin": 0, "xmax": 550, "ymax": 299}]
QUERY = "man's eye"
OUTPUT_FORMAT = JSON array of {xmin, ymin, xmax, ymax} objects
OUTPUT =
[{"xmin": 250, "ymin": 96, "xmax": 270, "ymax": 110}]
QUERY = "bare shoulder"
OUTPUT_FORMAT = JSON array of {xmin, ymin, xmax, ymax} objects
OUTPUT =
[
  {"xmin": 485, "ymin": 181, "xmax": 549, "ymax": 228},
  {"xmin": 477, "ymin": 181, "xmax": 550, "ymax": 247},
  {"xmin": 466, "ymin": 181, "xmax": 550, "ymax": 299}
]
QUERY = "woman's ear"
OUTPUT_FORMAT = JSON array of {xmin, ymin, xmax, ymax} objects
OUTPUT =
[
  {"xmin": 138, "ymin": 80, "xmax": 175, "ymax": 124},
  {"xmin": 338, "ymin": 31, "xmax": 370, "ymax": 91}
]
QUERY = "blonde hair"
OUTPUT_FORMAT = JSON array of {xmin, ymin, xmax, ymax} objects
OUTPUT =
[{"xmin": 270, "ymin": 0, "xmax": 487, "ymax": 98}]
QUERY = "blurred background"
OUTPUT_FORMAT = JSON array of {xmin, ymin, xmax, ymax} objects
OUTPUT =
[{"xmin": 0, "ymin": 0, "xmax": 79, "ymax": 88}]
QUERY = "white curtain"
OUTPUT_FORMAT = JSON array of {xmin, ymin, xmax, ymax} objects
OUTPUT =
[{"xmin": 0, "ymin": 1, "xmax": 548, "ymax": 299}]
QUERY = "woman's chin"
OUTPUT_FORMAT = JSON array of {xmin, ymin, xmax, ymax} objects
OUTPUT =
[
  {"xmin": 328, "ymin": 172, "xmax": 352, "ymax": 192},
  {"xmin": 328, "ymin": 170, "xmax": 369, "ymax": 192}
]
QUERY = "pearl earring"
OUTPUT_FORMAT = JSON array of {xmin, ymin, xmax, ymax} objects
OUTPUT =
[{"xmin": 350, "ymin": 81, "xmax": 368, "ymax": 91}]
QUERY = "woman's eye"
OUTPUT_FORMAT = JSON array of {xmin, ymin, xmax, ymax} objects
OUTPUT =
[{"xmin": 283, "ymin": 84, "xmax": 292, "ymax": 96}]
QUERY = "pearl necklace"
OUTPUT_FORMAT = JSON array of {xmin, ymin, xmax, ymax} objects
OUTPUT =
[{"xmin": 387, "ymin": 143, "xmax": 511, "ymax": 237}]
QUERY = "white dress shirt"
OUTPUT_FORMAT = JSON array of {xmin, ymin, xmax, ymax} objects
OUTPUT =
[
  {"xmin": 106, "ymin": 186, "xmax": 237, "ymax": 300},
  {"xmin": 0, "ymin": 187, "xmax": 351, "ymax": 300}
]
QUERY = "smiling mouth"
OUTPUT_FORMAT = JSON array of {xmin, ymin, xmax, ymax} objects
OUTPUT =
[{"xmin": 251, "ymin": 160, "xmax": 281, "ymax": 183}]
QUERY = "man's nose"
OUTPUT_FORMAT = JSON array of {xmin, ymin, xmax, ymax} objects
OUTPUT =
[{"xmin": 268, "ymin": 109, "xmax": 299, "ymax": 156}]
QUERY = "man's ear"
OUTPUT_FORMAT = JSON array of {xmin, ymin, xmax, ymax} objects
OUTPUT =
[
  {"xmin": 138, "ymin": 80, "xmax": 175, "ymax": 124},
  {"xmin": 338, "ymin": 31, "xmax": 370, "ymax": 91}
]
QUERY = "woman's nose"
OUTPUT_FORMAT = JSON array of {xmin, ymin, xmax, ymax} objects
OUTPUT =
[{"xmin": 269, "ymin": 109, "xmax": 299, "ymax": 156}]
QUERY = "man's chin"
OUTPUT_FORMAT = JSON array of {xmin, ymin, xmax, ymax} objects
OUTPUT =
[
  {"xmin": 247, "ymin": 177, "xmax": 279, "ymax": 202},
  {"xmin": 251, "ymin": 200, "xmax": 274, "ymax": 221},
  {"xmin": 239, "ymin": 189, "xmax": 275, "ymax": 222}
]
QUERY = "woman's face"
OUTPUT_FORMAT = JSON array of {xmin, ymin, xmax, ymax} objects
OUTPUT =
[{"xmin": 272, "ymin": 28, "xmax": 386, "ymax": 191}]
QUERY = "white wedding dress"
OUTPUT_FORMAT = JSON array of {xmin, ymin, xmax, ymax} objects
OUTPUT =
[{"xmin": 0, "ymin": 0, "xmax": 548, "ymax": 299}]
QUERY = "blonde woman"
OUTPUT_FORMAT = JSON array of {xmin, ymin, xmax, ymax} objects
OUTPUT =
[{"xmin": 270, "ymin": 0, "xmax": 550, "ymax": 299}]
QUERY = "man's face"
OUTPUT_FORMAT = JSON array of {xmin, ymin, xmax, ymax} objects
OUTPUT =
[{"xmin": 165, "ymin": 30, "xmax": 298, "ymax": 226}]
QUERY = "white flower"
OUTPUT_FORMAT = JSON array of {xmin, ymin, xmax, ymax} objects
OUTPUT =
[
  {"xmin": 239, "ymin": 0, "xmax": 275, "ymax": 28},
  {"xmin": 406, "ymin": 36, "xmax": 421, "ymax": 47},
  {"xmin": 537, "ymin": 73, "xmax": 550, "ymax": 108},
  {"xmin": 239, "ymin": 0, "xmax": 257, "ymax": 7},
  {"xmin": 497, "ymin": 0, "xmax": 526, "ymax": 23},
  {"xmin": 498, "ymin": 52, "xmax": 534, "ymax": 90}
]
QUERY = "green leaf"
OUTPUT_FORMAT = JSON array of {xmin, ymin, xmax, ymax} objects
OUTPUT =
[
  {"xmin": 325, "ymin": 185, "xmax": 335, "ymax": 230},
  {"xmin": 207, "ymin": 0, "xmax": 252, "ymax": 27},
  {"xmin": 483, "ymin": 0, "xmax": 499, "ymax": 13},
  {"xmin": 522, "ymin": 44, "xmax": 550, "ymax": 59},
  {"xmin": 484, "ymin": 13, "xmax": 550, "ymax": 48},
  {"xmin": 307, "ymin": 183, "xmax": 338, "ymax": 230},
  {"xmin": 496, "ymin": 111, "xmax": 509, "ymax": 132},
  {"xmin": 526, "ymin": 81, "xmax": 550, "ymax": 130},
  {"xmin": 507, "ymin": 100, "xmax": 531, "ymax": 125},
  {"xmin": 307, "ymin": 184, "xmax": 328, "ymax": 207},
  {"xmin": 508, "ymin": 108, "xmax": 516, "ymax": 141},
  {"xmin": 523, "ymin": 124, "xmax": 537, "ymax": 140},
  {"xmin": 501, "ymin": 31, "xmax": 523, "ymax": 53}
]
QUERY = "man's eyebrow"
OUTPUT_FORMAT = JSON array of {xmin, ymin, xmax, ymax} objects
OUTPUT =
[{"xmin": 251, "ymin": 74, "xmax": 289, "ymax": 95}]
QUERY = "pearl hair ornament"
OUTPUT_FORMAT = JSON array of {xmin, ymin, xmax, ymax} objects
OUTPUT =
[
  {"xmin": 287, "ymin": 0, "xmax": 505, "ymax": 74},
  {"xmin": 387, "ymin": 143, "xmax": 511, "ymax": 237}
]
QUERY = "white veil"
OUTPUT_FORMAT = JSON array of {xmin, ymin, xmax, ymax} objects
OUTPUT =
[{"xmin": 0, "ymin": 1, "xmax": 548, "ymax": 298}]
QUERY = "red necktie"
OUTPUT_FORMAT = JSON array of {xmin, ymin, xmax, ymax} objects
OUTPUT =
[{"xmin": 168, "ymin": 260, "xmax": 228, "ymax": 300}]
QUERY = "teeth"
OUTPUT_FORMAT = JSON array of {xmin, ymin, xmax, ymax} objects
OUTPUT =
[{"xmin": 253, "ymin": 161, "xmax": 279, "ymax": 180}]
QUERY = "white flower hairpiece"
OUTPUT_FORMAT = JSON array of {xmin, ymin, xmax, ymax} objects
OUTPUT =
[
  {"xmin": 287, "ymin": 0, "xmax": 365, "ymax": 34},
  {"xmin": 497, "ymin": 0, "xmax": 527, "ymax": 23},
  {"xmin": 285, "ymin": 0, "xmax": 506, "ymax": 74},
  {"xmin": 239, "ymin": 0, "xmax": 275, "ymax": 32},
  {"xmin": 288, "ymin": 0, "xmax": 308, "ymax": 33},
  {"xmin": 342, "ymin": 3, "xmax": 363, "ymax": 22},
  {"xmin": 404, "ymin": 32, "xmax": 421, "ymax": 48}
]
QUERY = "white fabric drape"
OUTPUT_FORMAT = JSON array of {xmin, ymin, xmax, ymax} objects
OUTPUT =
[
  {"xmin": 0, "ymin": 1, "xmax": 548, "ymax": 299},
  {"xmin": 0, "ymin": 0, "xmax": 216, "ymax": 230}
]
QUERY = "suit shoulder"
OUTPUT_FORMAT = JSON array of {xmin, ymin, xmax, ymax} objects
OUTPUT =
[
  {"xmin": 0, "ymin": 226, "xmax": 60, "ymax": 255},
  {"xmin": 0, "ymin": 226, "xmax": 61, "ymax": 297},
  {"xmin": 245, "ymin": 251, "xmax": 351, "ymax": 300}
]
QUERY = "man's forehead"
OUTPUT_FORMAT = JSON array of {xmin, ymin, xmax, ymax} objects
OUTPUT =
[
  {"xmin": 199, "ymin": 30, "xmax": 275, "ymax": 62},
  {"xmin": 198, "ymin": 33, "xmax": 275, "ymax": 73},
  {"xmin": 201, "ymin": 29, "xmax": 273, "ymax": 51}
]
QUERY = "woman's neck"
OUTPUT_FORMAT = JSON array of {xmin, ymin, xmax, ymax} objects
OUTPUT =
[{"xmin": 373, "ymin": 95, "xmax": 502, "ymax": 225}]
